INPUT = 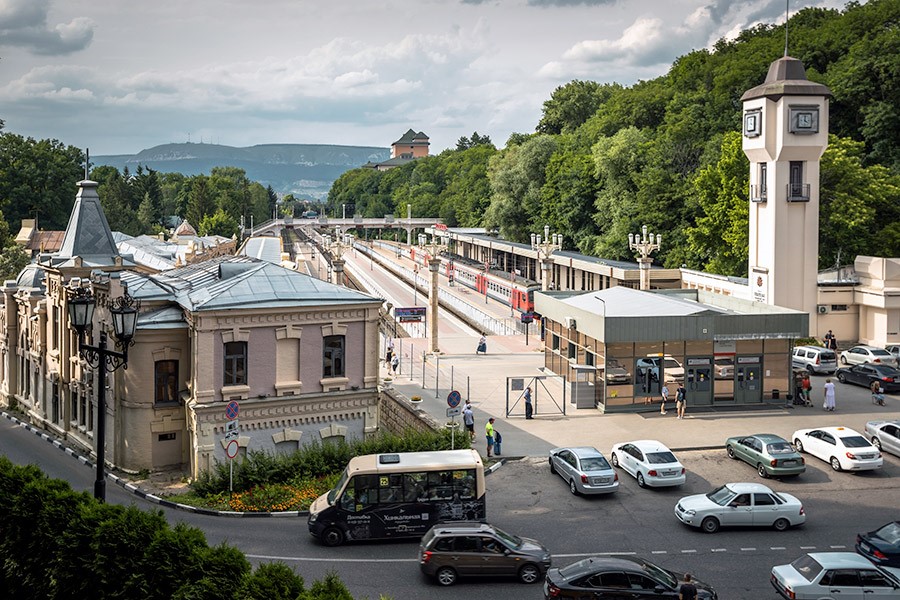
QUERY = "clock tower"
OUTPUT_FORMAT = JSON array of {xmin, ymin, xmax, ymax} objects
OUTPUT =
[{"xmin": 741, "ymin": 56, "xmax": 830, "ymax": 324}]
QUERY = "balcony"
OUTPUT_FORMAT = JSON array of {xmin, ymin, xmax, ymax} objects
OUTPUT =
[
  {"xmin": 750, "ymin": 185, "xmax": 768, "ymax": 203},
  {"xmin": 787, "ymin": 183, "xmax": 810, "ymax": 202}
]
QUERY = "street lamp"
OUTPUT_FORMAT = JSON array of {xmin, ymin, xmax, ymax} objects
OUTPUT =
[
  {"xmin": 67, "ymin": 284, "xmax": 140, "ymax": 502},
  {"xmin": 628, "ymin": 225, "xmax": 661, "ymax": 291},
  {"xmin": 531, "ymin": 225, "xmax": 562, "ymax": 292}
]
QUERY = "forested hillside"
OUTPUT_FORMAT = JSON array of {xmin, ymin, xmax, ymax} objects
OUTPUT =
[{"xmin": 326, "ymin": 0, "xmax": 900, "ymax": 276}]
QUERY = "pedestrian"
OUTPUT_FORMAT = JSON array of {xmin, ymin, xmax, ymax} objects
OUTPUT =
[
  {"xmin": 390, "ymin": 353, "xmax": 399, "ymax": 375},
  {"xmin": 678, "ymin": 573, "xmax": 698, "ymax": 600},
  {"xmin": 477, "ymin": 334, "xmax": 487, "ymax": 355},
  {"xmin": 524, "ymin": 386, "xmax": 533, "ymax": 419},
  {"xmin": 823, "ymin": 329, "xmax": 834, "ymax": 348},
  {"xmin": 463, "ymin": 403, "xmax": 475, "ymax": 440},
  {"xmin": 801, "ymin": 374, "xmax": 812, "ymax": 405},
  {"xmin": 675, "ymin": 384, "xmax": 686, "ymax": 419},
  {"xmin": 485, "ymin": 418, "xmax": 495, "ymax": 458},
  {"xmin": 493, "ymin": 428, "xmax": 502, "ymax": 456},
  {"xmin": 823, "ymin": 378, "xmax": 836, "ymax": 411},
  {"xmin": 871, "ymin": 379, "xmax": 885, "ymax": 406},
  {"xmin": 385, "ymin": 347, "xmax": 393, "ymax": 368},
  {"xmin": 660, "ymin": 384, "xmax": 669, "ymax": 415}
]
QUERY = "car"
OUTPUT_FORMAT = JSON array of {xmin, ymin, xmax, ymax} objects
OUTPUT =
[
  {"xmin": 418, "ymin": 521, "xmax": 551, "ymax": 586},
  {"xmin": 725, "ymin": 434, "xmax": 806, "ymax": 478},
  {"xmin": 887, "ymin": 344, "xmax": 900, "ymax": 362},
  {"xmin": 674, "ymin": 482, "xmax": 805, "ymax": 534},
  {"xmin": 635, "ymin": 356, "xmax": 685, "ymax": 383},
  {"xmin": 792, "ymin": 345, "xmax": 839, "ymax": 374},
  {"xmin": 857, "ymin": 521, "xmax": 900, "ymax": 568},
  {"xmin": 714, "ymin": 356, "xmax": 734, "ymax": 379},
  {"xmin": 603, "ymin": 358, "xmax": 631, "ymax": 384},
  {"xmin": 543, "ymin": 555, "xmax": 717, "ymax": 599},
  {"xmin": 866, "ymin": 420, "xmax": 900, "ymax": 458},
  {"xmin": 610, "ymin": 440, "xmax": 686, "ymax": 488},
  {"xmin": 548, "ymin": 446, "xmax": 619, "ymax": 495},
  {"xmin": 836, "ymin": 363, "xmax": 900, "ymax": 392},
  {"xmin": 771, "ymin": 552, "xmax": 900, "ymax": 599},
  {"xmin": 841, "ymin": 345, "xmax": 898, "ymax": 367},
  {"xmin": 792, "ymin": 426, "xmax": 884, "ymax": 472}
]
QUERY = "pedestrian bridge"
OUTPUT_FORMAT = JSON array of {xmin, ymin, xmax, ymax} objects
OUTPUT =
[{"xmin": 247, "ymin": 216, "xmax": 443, "ymax": 242}]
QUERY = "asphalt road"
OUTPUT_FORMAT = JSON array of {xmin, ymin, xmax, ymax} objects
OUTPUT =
[{"xmin": 3, "ymin": 413, "xmax": 899, "ymax": 600}]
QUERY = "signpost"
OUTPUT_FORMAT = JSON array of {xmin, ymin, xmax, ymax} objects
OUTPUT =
[
  {"xmin": 225, "ymin": 401, "xmax": 240, "ymax": 492},
  {"xmin": 394, "ymin": 306, "xmax": 426, "ymax": 323},
  {"xmin": 447, "ymin": 391, "xmax": 462, "ymax": 449},
  {"xmin": 520, "ymin": 312, "xmax": 535, "ymax": 346}
]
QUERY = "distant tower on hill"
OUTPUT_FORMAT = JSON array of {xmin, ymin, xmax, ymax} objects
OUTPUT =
[
  {"xmin": 390, "ymin": 129, "xmax": 430, "ymax": 159},
  {"xmin": 741, "ymin": 55, "xmax": 830, "ymax": 325}
]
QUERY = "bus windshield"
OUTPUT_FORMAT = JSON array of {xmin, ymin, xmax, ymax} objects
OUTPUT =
[{"xmin": 327, "ymin": 470, "xmax": 350, "ymax": 506}]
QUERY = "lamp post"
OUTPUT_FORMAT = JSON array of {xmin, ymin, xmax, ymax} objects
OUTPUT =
[
  {"xmin": 628, "ymin": 225, "xmax": 661, "ymax": 291},
  {"xmin": 418, "ymin": 233, "xmax": 447, "ymax": 354},
  {"xmin": 327, "ymin": 227, "xmax": 352, "ymax": 286},
  {"xmin": 531, "ymin": 225, "xmax": 562, "ymax": 292},
  {"xmin": 67, "ymin": 284, "xmax": 139, "ymax": 502}
]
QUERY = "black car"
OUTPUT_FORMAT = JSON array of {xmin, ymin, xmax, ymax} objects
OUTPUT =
[
  {"xmin": 835, "ymin": 363, "xmax": 900, "ymax": 392},
  {"xmin": 857, "ymin": 521, "xmax": 900, "ymax": 567},
  {"xmin": 543, "ymin": 555, "xmax": 717, "ymax": 599}
]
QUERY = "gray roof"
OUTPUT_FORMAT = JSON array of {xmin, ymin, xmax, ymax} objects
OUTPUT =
[
  {"xmin": 56, "ymin": 180, "xmax": 121, "ymax": 265},
  {"xmin": 114, "ymin": 232, "xmax": 177, "ymax": 272},
  {"xmin": 239, "ymin": 236, "xmax": 283, "ymax": 265},
  {"xmin": 137, "ymin": 306, "xmax": 187, "ymax": 330},
  {"xmin": 741, "ymin": 56, "xmax": 831, "ymax": 101},
  {"xmin": 563, "ymin": 286, "xmax": 724, "ymax": 317},
  {"xmin": 15, "ymin": 263, "xmax": 45, "ymax": 290},
  {"xmin": 460, "ymin": 232, "xmax": 651, "ymax": 271}
]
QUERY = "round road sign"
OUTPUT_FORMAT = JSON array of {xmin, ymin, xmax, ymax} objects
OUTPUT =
[
  {"xmin": 225, "ymin": 440, "xmax": 239, "ymax": 460},
  {"xmin": 225, "ymin": 401, "xmax": 240, "ymax": 420},
  {"xmin": 447, "ymin": 390, "xmax": 462, "ymax": 408}
]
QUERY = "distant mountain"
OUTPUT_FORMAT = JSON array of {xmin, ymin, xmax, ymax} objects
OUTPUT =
[{"xmin": 94, "ymin": 142, "xmax": 390, "ymax": 199}]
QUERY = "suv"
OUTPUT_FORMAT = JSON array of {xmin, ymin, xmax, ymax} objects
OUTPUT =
[
  {"xmin": 792, "ymin": 345, "xmax": 838, "ymax": 374},
  {"xmin": 418, "ymin": 521, "xmax": 551, "ymax": 586}
]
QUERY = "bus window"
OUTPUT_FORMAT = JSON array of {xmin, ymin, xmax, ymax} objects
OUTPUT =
[
  {"xmin": 379, "ymin": 474, "xmax": 404, "ymax": 503},
  {"xmin": 355, "ymin": 474, "xmax": 379, "ymax": 507},
  {"xmin": 454, "ymin": 469, "xmax": 476, "ymax": 499}
]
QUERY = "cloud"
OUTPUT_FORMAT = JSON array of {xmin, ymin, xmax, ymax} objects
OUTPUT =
[
  {"xmin": 461, "ymin": 0, "xmax": 615, "ymax": 5},
  {"xmin": 0, "ymin": 0, "xmax": 94, "ymax": 55}
]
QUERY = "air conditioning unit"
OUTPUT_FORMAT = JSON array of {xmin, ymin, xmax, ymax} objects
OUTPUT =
[
  {"xmin": 817, "ymin": 305, "xmax": 828, "ymax": 314},
  {"xmin": 564, "ymin": 317, "xmax": 577, "ymax": 329}
]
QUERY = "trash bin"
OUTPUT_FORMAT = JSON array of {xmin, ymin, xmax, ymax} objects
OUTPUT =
[{"xmin": 772, "ymin": 389, "xmax": 780, "ymax": 400}]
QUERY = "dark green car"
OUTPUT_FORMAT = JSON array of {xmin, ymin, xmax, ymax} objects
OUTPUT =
[{"xmin": 725, "ymin": 434, "xmax": 806, "ymax": 478}]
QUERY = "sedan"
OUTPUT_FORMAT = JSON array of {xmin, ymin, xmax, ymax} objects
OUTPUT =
[
  {"xmin": 549, "ymin": 447, "xmax": 618, "ymax": 495},
  {"xmin": 771, "ymin": 552, "xmax": 900, "ymax": 599},
  {"xmin": 792, "ymin": 426, "xmax": 883, "ymax": 472},
  {"xmin": 544, "ymin": 555, "xmax": 717, "ymax": 599},
  {"xmin": 725, "ymin": 434, "xmax": 806, "ymax": 478},
  {"xmin": 836, "ymin": 363, "xmax": 900, "ymax": 392},
  {"xmin": 857, "ymin": 522, "xmax": 900, "ymax": 568},
  {"xmin": 610, "ymin": 440, "xmax": 686, "ymax": 488},
  {"xmin": 888, "ymin": 344, "xmax": 900, "ymax": 362},
  {"xmin": 674, "ymin": 482, "xmax": 805, "ymax": 534},
  {"xmin": 841, "ymin": 345, "xmax": 898, "ymax": 367},
  {"xmin": 866, "ymin": 420, "xmax": 900, "ymax": 458}
]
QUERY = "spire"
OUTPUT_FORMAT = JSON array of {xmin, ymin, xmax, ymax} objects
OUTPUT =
[
  {"xmin": 56, "ymin": 180, "xmax": 121, "ymax": 264},
  {"xmin": 740, "ymin": 56, "xmax": 831, "ymax": 102}
]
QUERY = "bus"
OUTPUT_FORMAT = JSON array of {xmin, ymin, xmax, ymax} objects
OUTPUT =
[{"xmin": 307, "ymin": 449, "xmax": 486, "ymax": 546}]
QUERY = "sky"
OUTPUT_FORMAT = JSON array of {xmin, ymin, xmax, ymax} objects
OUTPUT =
[{"xmin": 0, "ymin": 0, "xmax": 855, "ymax": 156}]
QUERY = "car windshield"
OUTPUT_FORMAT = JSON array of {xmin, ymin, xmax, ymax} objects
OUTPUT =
[
  {"xmin": 790, "ymin": 555, "xmax": 824, "ymax": 582},
  {"xmin": 840, "ymin": 435, "xmax": 871, "ymax": 448},
  {"xmin": 581, "ymin": 457, "xmax": 611, "ymax": 471},
  {"xmin": 706, "ymin": 485, "xmax": 736, "ymax": 506},
  {"xmin": 639, "ymin": 559, "xmax": 677, "ymax": 588},
  {"xmin": 663, "ymin": 359, "xmax": 681, "ymax": 369},
  {"xmin": 876, "ymin": 522, "xmax": 900, "ymax": 544},
  {"xmin": 327, "ymin": 469, "xmax": 350, "ymax": 505},
  {"xmin": 766, "ymin": 442, "xmax": 794, "ymax": 454},
  {"xmin": 647, "ymin": 451, "xmax": 677, "ymax": 464},
  {"xmin": 491, "ymin": 525, "xmax": 524, "ymax": 549},
  {"xmin": 872, "ymin": 349, "xmax": 892, "ymax": 357}
]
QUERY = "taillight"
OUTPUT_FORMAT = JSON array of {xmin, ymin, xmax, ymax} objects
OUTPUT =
[
  {"xmin": 546, "ymin": 582, "xmax": 562, "ymax": 598},
  {"xmin": 816, "ymin": 356, "xmax": 820, "ymax": 365},
  {"xmin": 874, "ymin": 549, "xmax": 888, "ymax": 559},
  {"xmin": 874, "ymin": 358, "xmax": 882, "ymax": 363},
  {"xmin": 613, "ymin": 473, "xmax": 618, "ymax": 481},
  {"xmin": 581, "ymin": 474, "xmax": 588, "ymax": 483},
  {"xmin": 800, "ymin": 457, "xmax": 805, "ymax": 464},
  {"xmin": 648, "ymin": 470, "xmax": 658, "ymax": 477},
  {"xmin": 846, "ymin": 452, "xmax": 857, "ymax": 459},
  {"xmin": 770, "ymin": 459, "xmax": 778, "ymax": 467},
  {"xmin": 422, "ymin": 550, "xmax": 432, "ymax": 564},
  {"xmin": 799, "ymin": 505, "xmax": 805, "ymax": 515},
  {"xmin": 681, "ymin": 468, "xmax": 686, "ymax": 474},
  {"xmin": 882, "ymin": 377, "xmax": 894, "ymax": 383}
]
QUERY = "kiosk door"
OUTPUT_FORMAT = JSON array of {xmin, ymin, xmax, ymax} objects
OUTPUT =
[
  {"xmin": 734, "ymin": 356, "xmax": 763, "ymax": 404},
  {"xmin": 685, "ymin": 357, "xmax": 713, "ymax": 406}
]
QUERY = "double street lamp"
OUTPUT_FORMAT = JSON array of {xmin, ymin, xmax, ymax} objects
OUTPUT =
[
  {"xmin": 67, "ymin": 284, "xmax": 140, "ymax": 502},
  {"xmin": 531, "ymin": 225, "xmax": 562, "ymax": 291}
]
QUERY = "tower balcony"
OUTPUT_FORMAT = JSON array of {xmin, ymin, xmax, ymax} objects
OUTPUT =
[
  {"xmin": 750, "ymin": 185, "xmax": 768, "ymax": 203},
  {"xmin": 787, "ymin": 183, "xmax": 810, "ymax": 202}
]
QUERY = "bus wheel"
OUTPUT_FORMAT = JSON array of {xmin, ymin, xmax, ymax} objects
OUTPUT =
[
  {"xmin": 321, "ymin": 526, "xmax": 345, "ymax": 547},
  {"xmin": 436, "ymin": 566, "xmax": 457, "ymax": 586}
]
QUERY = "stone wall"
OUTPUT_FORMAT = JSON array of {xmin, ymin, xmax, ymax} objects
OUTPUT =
[{"xmin": 378, "ymin": 388, "xmax": 442, "ymax": 435}]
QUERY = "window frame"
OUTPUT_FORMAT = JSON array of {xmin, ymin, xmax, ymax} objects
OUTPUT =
[
  {"xmin": 323, "ymin": 334, "xmax": 346, "ymax": 378},
  {"xmin": 223, "ymin": 341, "xmax": 248, "ymax": 386},
  {"xmin": 154, "ymin": 359, "xmax": 180, "ymax": 405}
]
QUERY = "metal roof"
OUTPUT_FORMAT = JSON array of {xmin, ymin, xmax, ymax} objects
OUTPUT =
[
  {"xmin": 239, "ymin": 236, "xmax": 283, "ymax": 264},
  {"xmin": 55, "ymin": 180, "xmax": 121, "ymax": 265},
  {"xmin": 563, "ymin": 286, "xmax": 723, "ymax": 317}
]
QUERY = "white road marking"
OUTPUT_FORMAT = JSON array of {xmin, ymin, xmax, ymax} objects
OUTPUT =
[
  {"xmin": 741, "ymin": 547, "xmax": 756, "ymax": 551},
  {"xmin": 830, "ymin": 545, "xmax": 847, "ymax": 549},
  {"xmin": 248, "ymin": 554, "xmax": 418, "ymax": 563},
  {"xmin": 800, "ymin": 546, "xmax": 816, "ymax": 549},
  {"xmin": 770, "ymin": 547, "xmax": 786, "ymax": 550},
  {"xmin": 711, "ymin": 548, "xmax": 727, "ymax": 552},
  {"xmin": 681, "ymin": 549, "xmax": 697, "ymax": 553},
  {"xmin": 651, "ymin": 550, "xmax": 667, "ymax": 554}
]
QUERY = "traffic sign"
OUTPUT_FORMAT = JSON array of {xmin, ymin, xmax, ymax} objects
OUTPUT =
[
  {"xmin": 225, "ymin": 401, "xmax": 240, "ymax": 420},
  {"xmin": 446, "ymin": 407, "xmax": 461, "ymax": 418},
  {"xmin": 447, "ymin": 390, "xmax": 462, "ymax": 408},
  {"xmin": 225, "ymin": 420, "xmax": 240, "ymax": 440},
  {"xmin": 225, "ymin": 440, "xmax": 239, "ymax": 459}
]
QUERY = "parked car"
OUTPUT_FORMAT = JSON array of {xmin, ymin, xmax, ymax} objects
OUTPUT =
[
  {"xmin": 792, "ymin": 345, "xmax": 838, "ymax": 374},
  {"xmin": 836, "ymin": 363, "xmax": 900, "ymax": 392},
  {"xmin": 725, "ymin": 433, "xmax": 805, "ymax": 478},
  {"xmin": 610, "ymin": 440, "xmax": 686, "ymax": 488},
  {"xmin": 857, "ymin": 521, "xmax": 900, "ymax": 568},
  {"xmin": 886, "ymin": 344, "xmax": 900, "ymax": 363},
  {"xmin": 549, "ymin": 446, "xmax": 619, "ymax": 495},
  {"xmin": 771, "ymin": 552, "xmax": 900, "ymax": 599},
  {"xmin": 543, "ymin": 555, "xmax": 717, "ymax": 599},
  {"xmin": 418, "ymin": 521, "xmax": 551, "ymax": 586},
  {"xmin": 635, "ymin": 356, "xmax": 685, "ymax": 383},
  {"xmin": 674, "ymin": 482, "xmax": 805, "ymax": 534},
  {"xmin": 866, "ymin": 420, "xmax": 900, "ymax": 458},
  {"xmin": 603, "ymin": 358, "xmax": 631, "ymax": 384},
  {"xmin": 714, "ymin": 356, "xmax": 734, "ymax": 379},
  {"xmin": 792, "ymin": 426, "xmax": 883, "ymax": 472},
  {"xmin": 840, "ymin": 345, "xmax": 898, "ymax": 367}
]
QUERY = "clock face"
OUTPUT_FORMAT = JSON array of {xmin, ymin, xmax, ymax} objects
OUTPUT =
[
  {"xmin": 798, "ymin": 113, "xmax": 812, "ymax": 128},
  {"xmin": 790, "ymin": 106, "xmax": 819, "ymax": 134}
]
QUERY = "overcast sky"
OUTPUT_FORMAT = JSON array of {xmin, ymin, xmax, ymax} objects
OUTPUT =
[{"xmin": 0, "ymin": 0, "xmax": 854, "ymax": 155}]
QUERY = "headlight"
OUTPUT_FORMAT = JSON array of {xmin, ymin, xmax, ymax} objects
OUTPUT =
[
  {"xmin": 308, "ymin": 512, "xmax": 318, "ymax": 523},
  {"xmin": 685, "ymin": 509, "xmax": 696, "ymax": 516}
]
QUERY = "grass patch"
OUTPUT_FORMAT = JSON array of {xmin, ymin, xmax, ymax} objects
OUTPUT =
[{"xmin": 166, "ymin": 473, "xmax": 340, "ymax": 512}]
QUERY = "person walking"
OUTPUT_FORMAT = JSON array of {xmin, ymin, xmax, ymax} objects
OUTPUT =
[
  {"xmin": 823, "ymin": 378, "xmax": 836, "ymax": 411},
  {"xmin": 390, "ymin": 353, "xmax": 399, "ymax": 375},
  {"xmin": 477, "ymin": 334, "xmax": 487, "ymax": 355},
  {"xmin": 660, "ymin": 384, "xmax": 669, "ymax": 415},
  {"xmin": 493, "ymin": 427, "xmax": 502, "ymax": 456},
  {"xmin": 678, "ymin": 573, "xmax": 698, "ymax": 600},
  {"xmin": 485, "ymin": 418, "xmax": 495, "ymax": 458},
  {"xmin": 801, "ymin": 374, "xmax": 812, "ymax": 405},
  {"xmin": 524, "ymin": 386, "xmax": 533, "ymax": 419},
  {"xmin": 463, "ymin": 403, "xmax": 475, "ymax": 440},
  {"xmin": 675, "ymin": 384, "xmax": 687, "ymax": 419}
]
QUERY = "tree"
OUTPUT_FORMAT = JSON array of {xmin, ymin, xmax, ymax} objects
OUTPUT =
[
  {"xmin": 456, "ymin": 131, "xmax": 494, "ymax": 150},
  {"xmin": 537, "ymin": 80, "xmax": 621, "ymax": 135},
  {"xmin": 0, "ymin": 245, "xmax": 32, "ymax": 281},
  {"xmin": 186, "ymin": 175, "xmax": 215, "ymax": 227},
  {"xmin": 199, "ymin": 208, "xmax": 240, "ymax": 239}
]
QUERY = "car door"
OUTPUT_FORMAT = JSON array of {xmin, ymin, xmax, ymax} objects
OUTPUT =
[
  {"xmin": 858, "ymin": 568, "xmax": 900, "ymax": 596},
  {"xmin": 803, "ymin": 431, "xmax": 827, "ymax": 461},
  {"xmin": 744, "ymin": 437, "xmax": 764, "ymax": 466},
  {"xmin": 583, "ymin": 572, "xmax": 637, "ymax": 600},
  {"xmin": 733, "ymin": 437, "xmax": 752, "ymax": 465},
  {"xmin": 751, "ymin": 493, "xmax": 782, "ymax": 526},
  {"xmin": 854, "ymin": 365, "xmax": 875, "ymax": 386},
  {"xmin": 477, "ymin": 535, "xmax": 509, "ymax": 575},
  {"xmin": 880, "ymin": 424, "xmax": 900, "ymax": 457},
  {"xmin": 721, "ymin": 493, "xmax": 754, "ymax": 526},
  {"xmin": 627, "ymin": 573, "xmax": 677, "ymax": 598},
  {"xmin": 627, "ymin": 445, "xmax": 644, "ymax": 479},
  {"xmin": 555, "ymin": 450, "xmax": 574, "ymax": 483},
  {"xmin": 816, "ymin": 569, "xmax": 866, "ymax": 600}
]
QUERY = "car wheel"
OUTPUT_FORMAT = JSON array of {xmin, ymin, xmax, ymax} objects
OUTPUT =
[
  {"xmin": 518, "ymin": 563, "xmax": 541, "ymax": 584},
  {"xmin": 872, "ymin": 437, "xmax": 882, "ymax": 450},
  {"xmin": 321, "ymin": 526, "xmax": 345, "ymax": 547},
  {"xmin": 569, "ymin": 479, "xmax": 579, "ymax": 495},
  {"xmin": 726, "ymin": 446, "xmax": 736, "ymax": 459},
  {"xmin": 757, "ymin": 464, "xmax": 769, "ymax": 478},
  {"xmin": 549, "ymin": 457, "xmax": 556, "ymax": 474},
  {"xmin": 837, "ymin": 373, "xmax": 846, "ymax": 383},
  {"xmin": 830, "ymin": 457, "xmax": 842, "ymax": 472},
  {"xmin": 806, "ymin": 365, "xmax": 815, "ymax": 374},
  {"xmin": 794, "ymin": 439, "xmax": 804, "ymax": 453},
  {"xmin": 611, "ymin": 453, "xmax": 619, "ymax": 467},
  {"xmin": 840, "ymin": 355, "xmax": 848, "ymax": 365},
  {"xmin": 701, "ymin": 516, "xmax": 720, "ymax": 534},
  {"xmin": 773, "ymin": 518, "xmax": 790, "ymax": 532},
  {"xmin": 637, "ymin": 472, "xmax": 646, "ymax": 488},
  {"xmin": 435, "ymin": 566, "xmax": 457, "ymax": 586}
]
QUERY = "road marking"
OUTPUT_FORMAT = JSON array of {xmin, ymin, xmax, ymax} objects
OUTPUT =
[
  {"xmin": 651, "ymin": 550, "xmax": 667, "ymax": 554},
  {"xmin": 830, "ymin": 545, "xmax": 847, "ymax": 549},
  {"xmin": 681, "ymin": 549, "xmax": 697, "ymax": 554},
  {"xmin": 741, "ymin": 547, "xmax": 756, "ymax": 551},
  {"xmin": 770, "ymin": 547, "xmax": 786, "ymax": 550},
  {"xmin": 711, "ymin": 548, "xmax": 727, "ymax": 552},
  {"xmin": 800, "ymin": 546, "xmax": 816, "ymax": 550},
  {"xmin": 248, "ymin": 554, "xmax": 418, "ymax": 563},
  {"xmin": 554, "ymin": 551, "xmax": 637, "ymax": 558}
]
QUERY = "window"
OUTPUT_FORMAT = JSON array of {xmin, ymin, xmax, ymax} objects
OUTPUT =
[
  {"xmin": 552, "ymin": 334, "xmax": 560, "ymax": 351},
  {"xmin": 754, "ymin": 493, "xmax": 776, "ymax": 506},
  {"xmin": 568, "ymin": 342, "xmax": 576, "ymax": 360},
  {"xmin": 154, "ymin": 360, "xmax": 179, "ymax": 404},
  {"xmin": 788, "ymin": 161, "xmax": 808, "ymax": 201},
  {"xmin": 759, "ymin": 162, "xmax": 767, "ymax": 197},
  {"xmin": 224, "ymin": 341, "xmax": 247, "ymax": 386},
  {"xmin": 323, "ymin": 335, "xmax": 345, "ymax": 378},
  {"xmin": 859, "ymin": 570, "xmax": 893, "ymax": 587}
]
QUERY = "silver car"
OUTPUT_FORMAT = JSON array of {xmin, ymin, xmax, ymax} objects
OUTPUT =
[
  {"xmin": 548, "ymin": 446, "xmax": 619, "ymax": 495},
  {"xmin": 841, "ymin": 345, "xmax": 898, "ymax": 367},
  {"xmin": 866, "ymin": 420, "xmax": 900, "ymax": 458},
  {"xmin": 674, "ymin": 482, "xmax": 805, "ymax": 534}
]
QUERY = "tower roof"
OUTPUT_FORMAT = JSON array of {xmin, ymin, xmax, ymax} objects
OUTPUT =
[
  {"xmin": 741, "ymin": 56, "xmax": 831, "ymax": 102},
  {"xmin": 55, "ymin": 180, "xmax": 121, "ymax": 266}
]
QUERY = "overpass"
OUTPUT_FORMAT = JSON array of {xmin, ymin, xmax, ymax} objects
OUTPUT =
[{"xmin": 247, "ymin": 215, "xmax": 442, "ymax": 245}]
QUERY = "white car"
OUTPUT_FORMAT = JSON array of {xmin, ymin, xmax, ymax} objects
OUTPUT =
[
  {"xmin": 610, "ymin": 440, "xmax": 686, "ymax": 488},
  {"xmin": 674, "ymin": 482, "xmax": 805, "ymax": 534},
  {"xmin": 792, "ymin": 426, "xmax": 883, "ymax": 472},
  {"xmin": 841, "ymin": 345, "xmax": 898, "ymax": 367},
  {"xmin": 866, "ymin": 420, "xmax": 900, "ymax": 458},
  {"xmin": 771, "ymin": 552, "xmax": 900, "ymax": 599},
  {"xmin": 635, "ymin": 356, "xmax": 685, "ymax": 383}
]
